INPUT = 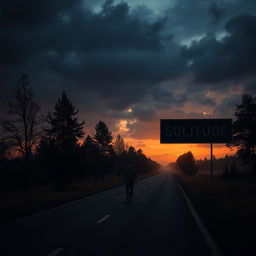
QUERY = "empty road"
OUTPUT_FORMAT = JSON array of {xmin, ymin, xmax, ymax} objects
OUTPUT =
[{"xmin": 0, "ymin": 171, "xmax": 212, "ymax": 256}]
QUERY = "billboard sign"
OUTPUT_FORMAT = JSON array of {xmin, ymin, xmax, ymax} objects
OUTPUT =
[{"xmin": 160, "ymin": 119, "xmax": 232, "ymax": 143}]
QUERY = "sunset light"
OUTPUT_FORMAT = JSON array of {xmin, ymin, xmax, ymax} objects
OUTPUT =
[
  {"xmin": 124, "ymin": 137, "xmax": 233, "ymax": 165},
  {"xmin": 1, "ymin": 0, "xmax": 256, "ymax": 255}
]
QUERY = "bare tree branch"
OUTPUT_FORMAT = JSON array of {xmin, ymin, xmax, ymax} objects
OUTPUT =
[{"xmin": 2, "ymin": 74, "xmax": 44, "ymax": 159}]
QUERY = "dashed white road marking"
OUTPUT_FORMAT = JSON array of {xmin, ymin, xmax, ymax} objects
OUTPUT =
[
  {"xmin": 97, "ymin": 214, "xmax": 111, "ymax": 224},
  {"xmin": 175, "ymin": 178, "xmax": 222, "ymax": 256},
  {"xmin": 47, "ymin": 248, "xmax": 64, "ymax": 256}
]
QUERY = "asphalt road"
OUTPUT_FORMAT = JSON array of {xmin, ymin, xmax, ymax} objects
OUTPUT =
[{"xmin": 0, "ymin": 171, "xmax": 212, "ymax": 256}]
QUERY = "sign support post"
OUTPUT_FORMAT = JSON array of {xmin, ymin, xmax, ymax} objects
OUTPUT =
[{"xmin": 210, "ymin": 143, "xmax": 213, "ymax": 186}]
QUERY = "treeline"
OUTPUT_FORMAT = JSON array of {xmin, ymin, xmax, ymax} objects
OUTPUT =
[
  {"xmin": 197, "ymin": 155, "xmax": 249, "ymax": 180},
  {"xmin": 196, "ymin": 155, "xmax": 234, "ymax": 172},
  {"xmin": 172, "ymin": 152, "xmax": 251, "ymax": 181},
  {"xmin": 0, "ymin": 74, "xmax": 160, "ymax": 191}
]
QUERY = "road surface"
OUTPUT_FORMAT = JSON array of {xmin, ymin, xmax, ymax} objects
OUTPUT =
[{"xmin": 0, "ymin": 171, "xmax": 212, "ymax": 256}]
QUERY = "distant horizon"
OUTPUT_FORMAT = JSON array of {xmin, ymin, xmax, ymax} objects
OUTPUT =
[{"xmin": 125, "ymin": 137, "xmax": 234, "ymax": 165}]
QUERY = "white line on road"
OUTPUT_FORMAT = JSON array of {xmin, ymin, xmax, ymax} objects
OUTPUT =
[
  {"xmin": 175, "ymin": 178, "xmax": 222, "ymax": 256},
  {"xmin": 97, "ymin": 214, "xmax": 111, "ymax": 224},
  {"xmin": 47, "ymin": 248, "xmax": 64, "ymax": 256}
]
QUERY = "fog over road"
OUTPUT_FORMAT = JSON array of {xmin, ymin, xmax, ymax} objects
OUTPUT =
[{"xmin": 0, "ymin": 171, "xmax": 212, "ymax": 256}]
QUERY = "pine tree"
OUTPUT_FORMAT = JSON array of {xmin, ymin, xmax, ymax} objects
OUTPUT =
[
  {"xmin": 93, "ymin": 121, "xmax": 114, "ymax": 157},
  {"xmin": 93, "ymin": 121, "xmax": 114, "ymax": 181},
  {"xmin": 40, "ymin": 92, "xmax": 84, "ymax": 187},
  {"xmin": 46, "ymin": 92, "xmax": 84, "ymax": 150},
  {"xmin": 82, "ymin": 135, "xmax": 100, "ymax": 180},
  {"xmin": 114, "ymin": 134, "xmax": 125, "ymax": 156},
  {"xmin": 83, "ymin": 135, "xmax": 97, "ymax": 153},
  {"xmin": 113, "ymin": 134, "xmax": 126, "ymax": 176}
]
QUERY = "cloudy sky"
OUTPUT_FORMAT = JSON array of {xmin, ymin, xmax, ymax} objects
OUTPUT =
[{"xmin": 1, "ymin": 0, "xmax": 256, "ymax": 165}]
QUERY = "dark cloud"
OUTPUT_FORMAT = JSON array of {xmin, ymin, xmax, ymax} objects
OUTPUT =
[
  {"xmin": 243, "ymin": 76, "xmax": 256, "ymax": 93},
  {"xmin": 164, "ymin": 0, "xmax": 256, "ymax": 43},
  {"xmin": 213, "ymin": 94, "xmax": 242, "ymax": 117},
  {"xmin": 132, "ymin": 107, "xmax": 157, "ymax": 122},
  {"xmin": 190, "ymin": 92, "xmax": 216, "ymax": 106},
  {"xmin": 1, "ymin": 0, "xmax": 187, "ymax": 112},
  {"xmin": 183, "ymin": 14, "xmax": 256, "ymax": 84},
  {"xmin": 1, "ymin": 0, "xmax": 256, "ymax": 137},
  {"xmin": 209, "ymin": 2, "xmax": 224, "ymax": 24},
  {"xmin": 163, "ymin": 0, "xmax": 224, "ymax": 43},
  {"xmin": 152, "ymin": 86, "xmax": 188, "ymax": 109},
  {"xmin": 1, "ymin": 0, "xmax": 81, "ymax": 27}
]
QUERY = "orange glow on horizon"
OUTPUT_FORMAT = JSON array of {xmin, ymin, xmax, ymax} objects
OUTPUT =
[{"xmin": 124, "ymin": 137, "xmax": 234, "ymax": 166}]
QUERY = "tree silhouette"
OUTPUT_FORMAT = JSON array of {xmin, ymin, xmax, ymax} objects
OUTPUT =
[
  {"xmin": 81, "ymin": 135, "xmax": 100, "ymax": 181},
  {"xmin": 127, "ymin": 146, "xmax": 137, "ymax": 163},
  {"xmin": 46, "ymin": 92, "xmax": 84, "ymax": 150},
  {"xmin": 176, "ymin": 151, "xmax": 198, "ymax": 175},
  {"xmin": 230, "ymin": 94, "xmax": 256, "ymax": 171},
  {"xmin": 2, "ymin": 74, "xmax": 43, "ymax": 189},
  {"xmin": 37, "ymin": 135, "xmax": 61, "ymax": 185},
  {"xmin": 114, "ymin": 134, "xmax": 126, "ymax": 156},
  {"xmin": 114, "ymin": 134, "xmax": 126, "ymax": 176},
  {"xmin": 93, "ymin": 121, "xmax": 114, "ymax": 181},
  {"xmin": 94, "ymin": 121, "xmax": 114, "ymax": 157},
  {"xmin": 40, "ymin": 92, "xmax": 85, "ymax": 187}
]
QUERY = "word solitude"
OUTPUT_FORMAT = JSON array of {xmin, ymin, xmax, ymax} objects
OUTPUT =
[
  {"xmin": 160, "ymin": 119, "xmax": 232, "ymax": 143},
  {"xmin": 165, "ymin": 125, "xmax": 228, "ymax": 137}
]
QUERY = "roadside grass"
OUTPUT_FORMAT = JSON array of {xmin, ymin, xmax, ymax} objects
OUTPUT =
[
  {"xmin": 0, "ymin": 171, "xmax": 159, "ymax": 225},
  {"xmin": 174, "ymin": 170, "xmax": 256, "ymax": 256}
]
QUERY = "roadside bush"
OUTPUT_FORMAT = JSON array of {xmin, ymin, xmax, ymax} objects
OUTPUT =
[{"xmin": 176, "ymin": 151, "xmax": 198, "ymax": 175}]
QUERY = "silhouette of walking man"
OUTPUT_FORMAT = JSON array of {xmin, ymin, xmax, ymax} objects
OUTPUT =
[{"xmin": 123, "ymin": 162, "xmax": 137, "ymax": 202}]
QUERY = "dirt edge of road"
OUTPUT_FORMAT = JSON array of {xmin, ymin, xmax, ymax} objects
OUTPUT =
[{"xmin": 173, "ymin": 171, "xmax": 256, "ymax": 256}]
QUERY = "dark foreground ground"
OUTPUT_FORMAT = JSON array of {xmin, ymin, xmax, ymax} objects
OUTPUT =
[
  {"xmin": 0, "ymin": 171, "xmax": 211, "ymax": 256},
  {"xmin": 0, "ymin": 172, "xmax": 157, "ymax": 225},
  {"xmin": 175, "ymin": 171, "xmax": 256, "ymax": 256}
]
